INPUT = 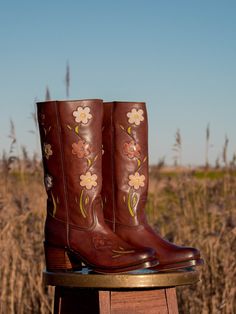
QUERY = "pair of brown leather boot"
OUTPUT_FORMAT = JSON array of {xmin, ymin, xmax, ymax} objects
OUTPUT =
[{"xmin": 37, "ymin": 99, "xmax": 203, "ymax": 274}]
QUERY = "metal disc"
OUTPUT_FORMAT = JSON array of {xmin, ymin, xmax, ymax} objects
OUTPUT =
[{"xmin": 43, "ymin": 268, "xmax": 199, "ymax": 289}]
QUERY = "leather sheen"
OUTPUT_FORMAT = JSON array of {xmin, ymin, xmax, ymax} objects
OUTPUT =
[
  {"xmin": 102, "ymin": 101, "xmax": 201, "ymax": 266},
  {"xmin": 37, "ymin": 100, "xmax": 157, "ymax": 272}
]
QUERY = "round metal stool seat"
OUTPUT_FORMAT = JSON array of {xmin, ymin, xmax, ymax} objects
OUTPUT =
[{"xmin": 43, "ymin": 268, "xmax": 199, "ymax": 289}]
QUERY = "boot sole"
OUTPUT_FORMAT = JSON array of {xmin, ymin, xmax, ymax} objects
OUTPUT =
[{"xmin": 151, "ymin": 258, "xmax": 204, "ymax": 272}]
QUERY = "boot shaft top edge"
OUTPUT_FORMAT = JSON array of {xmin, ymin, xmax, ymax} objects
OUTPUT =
[
  {"xmin": 103, "ymin": 101, "xmax": 146, "ymax": 105},
  {"xmin": 37, "ymin": 99, "xmax": 103, "ymax": 106}
]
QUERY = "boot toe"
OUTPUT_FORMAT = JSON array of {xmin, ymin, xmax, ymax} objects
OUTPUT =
[
  {"xmin": 174, "ymin": 245, "xmax": 201, "ymax": 262},
  {"xmin": 184, "ymin": 246, "xmax": 201, "ymax": 260},
  {"xmin": 132, "ymin": 247, "xmax": 159, "ymax": 268},
  {"xmin": 137, "ymin": 247, "xmax": 157, "ymax": 261}
]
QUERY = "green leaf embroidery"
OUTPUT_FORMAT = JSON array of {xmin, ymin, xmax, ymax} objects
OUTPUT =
[
  {"xmin": 127, "ymin": 190, "xmax": 135, "ymax": 217},
  {"xmin": 51, "ymin": 191, "xmax": 57, "ymax": 217},
  {"xmin": 87, "ymin": 158, "xmax": 92, "ymax": 167},
  {"xmin": 75, "ymin": 125, "xmax": 79, "ymax": 134},
  {"xmin": 137, "ymin": 158, "xmax": 141, "ymax": 167}
]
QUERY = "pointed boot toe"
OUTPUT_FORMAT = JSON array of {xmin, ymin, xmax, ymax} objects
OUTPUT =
[{"xmin": 180, "ymin": 246, "xmax": 201, "ymax": 261}]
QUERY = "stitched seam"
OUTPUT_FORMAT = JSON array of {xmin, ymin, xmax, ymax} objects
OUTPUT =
[
  {"xmin": 55, "ymin": 102, "xmax": 70, "ymax": 248},
  {"xmin": 111, "ymin": 103, "xmax": 116, "ymax": 232}
]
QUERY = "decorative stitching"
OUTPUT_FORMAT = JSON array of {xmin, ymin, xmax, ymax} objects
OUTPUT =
[{"xmin": 119, "ymin": 107, "xmax": 147, "ymax": 217}]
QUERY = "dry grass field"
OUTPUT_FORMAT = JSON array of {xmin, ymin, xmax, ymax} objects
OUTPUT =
[
  {"xmin": 149, "ymin": 166, "xmax": 236, "ymax": 314},
  {"xmin": 0, "ymin": 156, "xmax": 236, "ymax": 313}
]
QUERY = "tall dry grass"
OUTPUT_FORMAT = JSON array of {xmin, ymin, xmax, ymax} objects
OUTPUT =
[
  {"xmin": 0, "ymin": 123, "xmax": 236, "ymax": 313},
  {"xmin": 0, "ymin": 163, "xmax": 53, "ymax": 314},
  {"xmin": 149, "ymin": 167, "xmax": 236, "ymax": 314}
]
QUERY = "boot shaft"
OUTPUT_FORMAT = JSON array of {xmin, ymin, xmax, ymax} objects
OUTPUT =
[
  {"xmin": 37, "ymin": 99, "xmax": 103, "ymax": 228},
  {"xmin": 102, "ymin": 102, "xmax": 202, "ymax": 270},
  {"xmin": 102, "ymin": 101, "xmax": 149, "ymax": 226}
]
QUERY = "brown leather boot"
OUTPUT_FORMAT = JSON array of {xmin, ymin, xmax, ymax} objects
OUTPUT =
[
  {"xmin": 102, "ymin": 101, "xmax": 203, "ymax": 271},
  {"xmin": 37, "ymin": 99, "xmax": 158, "ymax": 273}
]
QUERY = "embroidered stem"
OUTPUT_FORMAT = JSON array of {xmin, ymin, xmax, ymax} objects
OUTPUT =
[
  {"xmin": 51, "ymin": 191, "xmax": 57, "ymax": 217},
  {"xmin": 79, "ymin": 189, "xmax": 87, "ymax": 218},
  {"xmin": 119, "ymin": 124, "xmax": 136, "ymax": 142},
  {"xmin": 127, "ymin": 189, "xmax": 135, "ymax": 217}
]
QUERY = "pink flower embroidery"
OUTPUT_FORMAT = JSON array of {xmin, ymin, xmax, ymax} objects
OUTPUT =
[
  {"xmin": 72, "ymin": 140, "xmax": 91, "ymax": 158},
  {"xmin": 44, "ymin": 174, "xmax": 53, "ymax": 190},
  {"xmin": 43, "ymin": 143, "xmax": 53, "ymax": 160},
  {"xmin": 72, "ymin": 106, "xmax": 92, "ymax": 124},
  {"xmin": 127, "ymin": 108, "xmax": 144, "ymax": 125},
  {"xmin": 128, "ymin": 172, "xmax": 145, "ymax": 190},
  {"xmin": 80, "ymin": 172, "xmax": 98, "ymax": 190},
  {"xmin": 123, "ymin": 141, "xmax": 141, "ymax": 159}
]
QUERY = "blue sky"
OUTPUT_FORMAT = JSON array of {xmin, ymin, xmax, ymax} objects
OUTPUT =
[{"xmin": 0, "ymin": 0, "xmax": 235, "ymax": 165}]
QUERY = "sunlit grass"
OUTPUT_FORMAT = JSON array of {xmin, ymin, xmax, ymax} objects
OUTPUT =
[{"xmin": 0, "ymin": 121, "xmax": 235, "ymax": 313}]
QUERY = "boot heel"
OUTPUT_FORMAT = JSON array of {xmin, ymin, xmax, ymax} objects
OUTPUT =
[{"xmin": 44, "ymin": 244, "xmax": 82, "ymax": 272}]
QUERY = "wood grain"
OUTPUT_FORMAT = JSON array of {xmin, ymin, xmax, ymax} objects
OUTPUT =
[{"xmin": 52, "ymin": 287, "xmax": 179, "ymax": 313}]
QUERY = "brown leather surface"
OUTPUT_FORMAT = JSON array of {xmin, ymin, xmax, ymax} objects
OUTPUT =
[
  {"xmin": 102, "ymin": 101, "xmax": 201, "ymax": 266},
  {"xmin": 37, "ymin": 100, "xmax": 157, "ymax": 271},
  {"xmin": 102, "ymin": 103, "xmax": 116, "ymax": 230}
]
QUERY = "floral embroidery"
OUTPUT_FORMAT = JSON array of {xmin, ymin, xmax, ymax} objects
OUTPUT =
[
  {"xmin": 123, "ymin": 140, "xmax": 141, "ymax": 159},
  {"xmin": 73, "ymin": 106, "xmax": 92, "ymax": 124},
  {"xmin": 75, "ymin": 190, "xmax": 89, "ymax": 218},
  {"xmin": 39, "ymin": 112, "xmax": 57, "ymax": 216},
  {"xmin": 43, "ymin": 143, "xmax": 53, "ymax": 159},
  {"xmin": 93, "ymin": 236, "xmax": 113, "ymax": 250},
  {"xmin": 72, "ymin": 140, "xmax": 91, "ymax": 158},
  {"xmin": 128, "ymin": 172, "xmax": 145, "ymax": 190},
  {"xmin": 50, "ymin": 191, "xmax": 59, "ymax": 217},
  {"xmin": 39, "ymin": 113, "xmax": 45, "ymax": 126},
  {"xmin": 92, "ymin": 238, "xmax": 135, "ymax": 257},
  {"xmin": 119, "ymin": 108, "xmax": 147, "ymax": 217},
  {"xmin": 80, "ymin": 171, "xmax": 98, "ymax": 190},
  {"xmin": 127, "ymin": 108, "xmax": 144, "ymax": 126},
  {"xmin": 67, "ymin": 105, "xmax": 100, "ymax": 218},
  {"xmin": 44, "ymin": 174, "xmax": 53, "ymax": 190}
]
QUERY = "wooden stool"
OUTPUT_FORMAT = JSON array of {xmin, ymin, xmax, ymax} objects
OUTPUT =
[{"xmin": 43, "ymin": 268, "xmax": 199, "ymax": 313}]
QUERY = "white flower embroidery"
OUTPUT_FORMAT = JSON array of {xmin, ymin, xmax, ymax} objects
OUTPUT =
[
  {"xmin": 43, "ymin": 143, "xmax": 53, "ymax": 159},
  {"xmin": 73, "ymin": 106, "xmax": 92, "ymax": 124},
  {"xmin": 80, "ymin": 171, "xmax": 98, "ymax": 190},
  {"xmin": 127, "ymin": 108, "xmax": 144, "ymax": 126},
  {"xmin": 128, "ymin": 172, "xmax": 145, "ymax": 190},
  {"xmin": 44, "ymin": 174, "xmax": 53, "ymax": 190}
]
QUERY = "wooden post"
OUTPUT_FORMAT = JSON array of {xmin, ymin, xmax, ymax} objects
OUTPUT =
[
  {"xmin": 53, "ymin": 287, "xmax": 179, "ymax": 314},
  {"xmin": 43, "ymin": 269, "xmax": 199, "ymax": 314}
]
